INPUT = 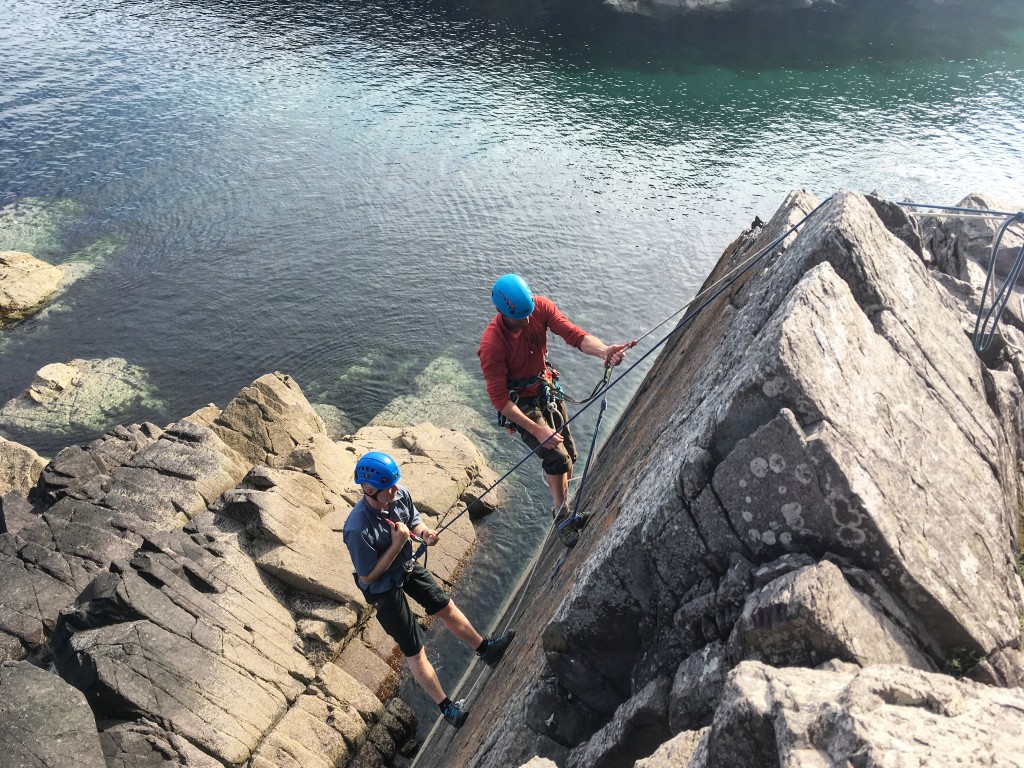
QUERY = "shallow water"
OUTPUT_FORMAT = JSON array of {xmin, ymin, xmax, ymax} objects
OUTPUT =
[{"xmin": 1, "ymin": 0, "xmax": 1022, "ymax": 736}]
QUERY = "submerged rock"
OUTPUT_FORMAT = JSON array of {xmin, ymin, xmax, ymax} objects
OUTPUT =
[
  {"xmin": 370, "ymin": 355, "xmax": 492, "ymax": 441},
  {"xmin": 0, "ymin": 250, "xmax": 64, "ymax": 327},
  {"xmin": 0, "ymin": 358, "xmax": 163, "ymax": 435}
]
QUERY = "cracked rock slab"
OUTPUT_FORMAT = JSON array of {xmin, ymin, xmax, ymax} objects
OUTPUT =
[{"xmin": 0, "ymin": 660, "xmax": 105, "ymax": 768}]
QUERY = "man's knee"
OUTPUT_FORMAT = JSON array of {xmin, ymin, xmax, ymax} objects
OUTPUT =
[{"xmin": 541, "ymin": 453, "xmax": 572, "ymax": 476}]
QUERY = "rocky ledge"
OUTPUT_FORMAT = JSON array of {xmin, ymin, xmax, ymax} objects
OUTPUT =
[
  {"xmin": 418, "ymin": 190, "xmax": 1024, "ymax": 768},
  {"xmin": 0, "ymin": 371, "xmax": 501, "ymax": 767}
]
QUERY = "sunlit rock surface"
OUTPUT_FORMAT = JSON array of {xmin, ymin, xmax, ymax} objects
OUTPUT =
[{"xmin": 0, "ymin": 370, "xmax": 497, "ymax": 767}]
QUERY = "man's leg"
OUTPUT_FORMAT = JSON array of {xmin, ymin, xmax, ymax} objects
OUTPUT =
[
  {"xmin": 434, "ymin": 601, "xmax": 484, "ymax": 648},
  {"xmin": 545, "ymin": 471, "xmax": 570, "ymax": 513},
  {"xmin": 405, "ymin": 648, "xmax": 446, "ymax": 703}
]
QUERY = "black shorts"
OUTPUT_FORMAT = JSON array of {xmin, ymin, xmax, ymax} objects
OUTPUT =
[
  {"xmin": 372, "ymin": 562, "xmax": 450, "ymax": 657},
  {"xmin": 516, "ymin": 400, "xmax": 577, "ymax": 475}
]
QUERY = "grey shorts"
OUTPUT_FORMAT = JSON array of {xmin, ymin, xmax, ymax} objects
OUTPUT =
[{"xmin": 516, "ymin": 400, "xmax": 577, "ymax": 475}]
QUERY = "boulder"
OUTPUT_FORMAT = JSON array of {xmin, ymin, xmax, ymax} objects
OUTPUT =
[
  {"xmin": 211, "ymin": 372, "xmax": 327, "ymax": 467},
  {"xmin": 0, "ymin": 660, "xmax": 105, "ymax": 768},
  {"xmin": 668, "ymin": 641, "xmax": 728, "ymax": 733},
  {"xmin": 0, "ymin": 490, "xmax": 36, "ymax": 536},
  {"xmin": 634, "ymin": 729, "xmax": 708, "ymax": 768},
  {"xmin": 565, "ymin": 677, "xmax": 671, "ymax": 768},
  {"xmin": 0, "ymin": 358, "xmax": 162, "ymax": 435},
  {"xmin": 698, "ymin": 661, "xmax": 1024, "ymax": 768},
  {"xmin": 54, "ymin": 524, "xmax": 315, "ymax": 766},
  {"xmin": 0, "ymin": 250, "xmax": 63, "ymax": 326},
  {"xmin": 0, "ymin": 435, "xmax": 47, "ymax": 496},
  {"xmin": 727, "ymin": 559, "xmax": 934, "ymax": 670},
  {"xmin": 921, "ymin": 193, "xmax": 1023, "ymax": 282}
]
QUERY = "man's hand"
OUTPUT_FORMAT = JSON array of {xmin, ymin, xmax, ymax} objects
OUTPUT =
[
  {"xmin": 532, "ymin": 423, "xmax": 564, "ymax": 446},
  {"xmin": 386, "ymin": 518, "xmax": 412, "ymax": 546},
  {"xmin": 603, "ymin": 342, "xmax": 630, "ymax": 367},
  {"xmin": 420, "ymin": 528, "xmax": 440, "ymax": 546}
]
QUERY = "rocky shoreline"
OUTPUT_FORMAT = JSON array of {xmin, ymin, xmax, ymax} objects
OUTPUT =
[{"xmin": 0, "ymin": 372, "xmax": 501, "ymax": 767}]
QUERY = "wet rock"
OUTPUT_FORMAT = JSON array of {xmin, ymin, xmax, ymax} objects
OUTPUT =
[
  {"xmin": 700, "ymin": 661, "xmax": 1024, "ymax": 768},
  {"xmin": 0, "ymin": 250, "xmax": 64, "ymax": 326},
  {"xmin": 0, "ymin": 358, "xmax": 163, "ymax": 435},
  {"xmin": 0, "ymin": 660, "xmax": 105, "ymax": 768}
]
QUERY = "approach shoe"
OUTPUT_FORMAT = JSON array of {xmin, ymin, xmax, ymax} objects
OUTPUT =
[
  {"xmin": 479, "ymin": 630, "xmax": 516, "ymax": 667},
  {"xmin": 556, "ymin": 519, "xmax": 580, "ymax": 548},
  {"xmin": 441, "ymin": 699, "xmax": 468, "ymax": 729}
]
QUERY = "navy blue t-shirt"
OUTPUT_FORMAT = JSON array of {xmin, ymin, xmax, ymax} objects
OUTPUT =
[{"xmin": 343, "ymin": 485, "xmax": 423, "ymax": 595}]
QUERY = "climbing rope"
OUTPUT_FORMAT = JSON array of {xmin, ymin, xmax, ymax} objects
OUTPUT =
[
  {"xmin": 896, "ymin": 201, "xmax": 1024, "ymax": 353},
  {"xmin": 972, "ymin": 212, "xmax": 1024, "ymax": 352}
]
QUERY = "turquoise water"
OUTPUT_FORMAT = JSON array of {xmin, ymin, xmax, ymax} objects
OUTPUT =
[{"xmin": 2, "ymin": 0, "xmax": 1022, "ymax": 730}]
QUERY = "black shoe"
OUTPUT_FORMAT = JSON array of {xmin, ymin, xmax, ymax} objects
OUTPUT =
[
  {"xmin": 479, "ymin": 630, "xmax": 516, "ymax": 667},
  {"xmin": 441, "ymin": 699, "xmax": 468, "ymax": 729}
]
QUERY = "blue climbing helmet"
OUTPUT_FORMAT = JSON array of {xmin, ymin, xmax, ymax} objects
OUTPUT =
[
  {"xmin": 491, "ymin": 274, "xmax": 535, "ymax": 320},
  {"xmin": 354, "ymin": 451, "xmax": 402, "ymax": 490}
]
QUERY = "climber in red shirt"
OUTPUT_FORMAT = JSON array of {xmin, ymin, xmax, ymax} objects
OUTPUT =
[{"xmin": 478, "ymin": 274, "xmax": 629, "ymax": 545}]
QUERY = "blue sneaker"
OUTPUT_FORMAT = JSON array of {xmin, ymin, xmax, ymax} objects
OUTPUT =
[
  {"xmin": 479, "ymin": 630, "xmax": 516, "ymax": 667},
  {"xmin": 441, "ymin": 699, "xmax": 468, "ymax": 729}
]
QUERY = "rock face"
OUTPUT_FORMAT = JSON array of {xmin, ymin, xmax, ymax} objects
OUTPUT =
[
  {"xmin": 420, "ymin": 191, "xmax": 1024, "ymax": 768},
  {"xmin": 0, "ymin": 250, "xmax": 63, "ymax": 326},
  {"xmin": 0, "ymin": 358, "xmax": 163, "ymax": 435},
  {"xmin": 0, "ymin": 370, "xmax": 498, "ymax": 768}
]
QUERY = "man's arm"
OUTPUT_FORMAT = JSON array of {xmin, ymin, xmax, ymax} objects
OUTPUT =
[
  {"xmin": 358, "ymin": 522, "xmax": 410, "ymax": 585},
  {"xmin": 580, "ymin": 335, "xmax": 629, "ymax": 367}
]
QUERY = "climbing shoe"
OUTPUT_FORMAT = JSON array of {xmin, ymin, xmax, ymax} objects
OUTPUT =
[
  {"xmin": 553, "ymin": 502, "xmax": 582, "ymax": 548},
  {"xmin": 479, "ymin": 630, "xmax": 516, "ymax": 667},
  {"xmin": 441, "ymin": 699, "xmax": 468, "ymax": 729}
]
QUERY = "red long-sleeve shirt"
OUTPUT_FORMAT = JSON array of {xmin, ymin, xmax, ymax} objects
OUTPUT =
[{"xmin": 477, "ymin": 295, "xmax": 588, "ymax": 411}]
